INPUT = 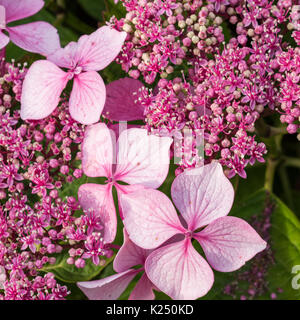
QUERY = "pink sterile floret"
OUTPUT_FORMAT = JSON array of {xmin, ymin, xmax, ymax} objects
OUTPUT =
[
  {"xmin": 78, "ymin": 123, "xmax": 173, "ymax": 244},
  {"xmin": 120, "ymin": 162, "xmax": 267, "ymax": 300},
  {"xmin": 20, "ymin": 26, "xmax": 126, "ymax": 125}
]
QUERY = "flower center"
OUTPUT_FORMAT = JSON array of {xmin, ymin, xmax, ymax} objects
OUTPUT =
[
  {"xmin": 184, "ymin": 230, "xmax": 193, "ymax": 239},
  {"xmin": 67, "ymin": 66, "xmax": 83, "ymax": 80},
  {"xmin": 105, "ymin": 176, "xmax": 116, "ymax": 185}
]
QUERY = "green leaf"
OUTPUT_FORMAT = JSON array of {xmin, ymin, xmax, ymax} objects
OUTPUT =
[
  {"xmin": 5, "ymin": 42, "xmax": 29, "ymax": 63},
  {"xmin": 266, "ymin": 193, "xmax": 300, "ymax": 299},
  {"xmin": 234, "ymin": 164, "xmax": 266, "ymax": 203},
  {"xmin": 64, "ymin": 11, "xmax": 95, "ymax": 35},
  {"xmin": 41, "ymin": 252, "xmax": 115, "ymax": 283},
  {"xmin": 100, "ymin": 61, "xmax": 127, "ymax": 84},
  {"xmin": 59, "ymin": 174, "xmax": 88, "ymax": 199},
  {"xmin": 201, "ymin": 189, "xmax": 300, "ymax": 300},
  {"xmin": 158, "ymin": 163, "xmax": 176, "ymax": 198},
  {"xmin": 78, "ymin": 0, "xmax": 106, "ymax": 21},
  {"xmin": 103, "ymin": 0, "xmax": 126, "ymax": 21}
]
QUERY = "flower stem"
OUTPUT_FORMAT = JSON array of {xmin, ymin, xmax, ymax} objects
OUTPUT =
[
  {"xmin": 264, "ymin": 157, "xmax": 279, "ymax": 192},
  {"xmin": 283, "ymin": 157, "xmax": 300, "ymax": 168},
  {"xmin": 255, "ymin": 118, "xmax": 286, "ymax": 138}
]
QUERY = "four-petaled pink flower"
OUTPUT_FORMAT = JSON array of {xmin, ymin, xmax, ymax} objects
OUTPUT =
[
  {"xmin": 20, "ymin": 234, "xmax": 40, "ymax": 253},
  {"xmin": 209, "ymin": 0, "xmax": 229, "ymax": 12},
  {"xmin": 78, "ymin": 229, "xmax": 156, "ymax": 300},
  {"xmin": 0, "ymin": 163, "xmax": 23, "ymax": 188},
  {"xmin": 0, "ymin": 0, "xmax": 60, "ymax": 55},
  {"xmin": 120, "ymin": 163, "xmax": 267, "ymax": 300},
  {"xmin": 156, "ymin": 0, "xmax": 179, "ymax": 17},
  {"xmin": 78, "ymin": 123, "xmax": 172, "ymax": 244},
  {"xmin": 20, "ymin": 26, "xmax": 126, "ymax": 125}
]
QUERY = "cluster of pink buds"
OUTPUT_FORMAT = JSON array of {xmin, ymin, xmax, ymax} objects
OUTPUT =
[
  {"xmin": 112, "ymin": 0, "xmax": 299, "ymax": 178},
  {"xmin": 112, "ymin": 0, "xmax": 227, "ymax": 84}
]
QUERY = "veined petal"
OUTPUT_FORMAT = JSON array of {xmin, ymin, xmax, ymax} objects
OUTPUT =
[
  {"xmin": 129, "ymin": 273, "xmax": 155, "ymax": 300},
  {"xmin": 75, "ymin": 26, "xmax": 126, "ymax": 71},
  {"xmin": 115, "ymin": 129, "xmax": 172, "ymax": 188},
  {"xmin": 102, "ymin": 78, "xmax": 145, "ymax": 121},
  {"xmin": 145, "ymin": 239, "xmax": 214, "ymax": 300},
  {"xmin": 0, "ymin": 31, "xmax": 9, "ymax": 50},
  {"xmin": 77, "ymin": 269, "xmax": 139, "ymax": 300},
  {"xmin": 0, "ymin": 0, "xmax": 43, "ymax": 23},
  {"xmin": 47, "ymin": 41, "xmax": 78, "ymax": 69},
  {"xmin": 78, "ymin": 183, "xmax": 117, "ymax": 243},
  {"xmin": 115, "ymin": 183, "xmax": 146, "ymax": 219},
  {"xmin": 120, "ymin": 189, "xmax": 185, "ymax": 250},
  {"xmin": 171, "ymin": 162, "xmax": 234, "ymax": 231},
  {"xmin": 69, "ymin": 71, "xmax": 106, "ymax": 125},
  {"xmin": 7, "ymin": 22, "xmax": 60, "ymax": 56},
  {"xmin": 82, "ymin": 123, "xmax": 114, "ymax": 178},
  {"xmin": 20, "ymin": 60, "xmax": 68, "ymax": 120},
  {"xmin": 0, "ymin": 5, "xmax": 5, "ymax": 28},
  {"xmin": 195, "ymin": 216, "xmax": 267, "ymax": 272},
  {"xmin": 108, "ymin": 123, "xmax": 141, "ymax": 142},
  {"xmin": 114, "ymin": 229, "xmax": 149, "ymax": 273}
]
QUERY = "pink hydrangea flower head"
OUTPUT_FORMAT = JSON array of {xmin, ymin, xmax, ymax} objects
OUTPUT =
[
  {"xmin": 78, "ymin": 123, "xmax": 173, "ymax": 243},
  {"xmin": 78, "ymin": 229, "xmax": 155, "ymax": 300},
  {"xmin": 20, "ymin": 26, "xmax": 127, "ymax": 125},
  {"xmin": 0, "ymin": 0, "xmax": 60, "ymax": 55},
  {"xmin": 120, "ymin": 163, "xmax": 267, "ymax": 300}
]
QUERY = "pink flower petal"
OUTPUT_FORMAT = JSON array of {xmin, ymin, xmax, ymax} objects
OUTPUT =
[
  {"xmin": 108, "ymin": 123, "xmax": 141, "ymax": 141},
  {"xmin": 120, "ymin": 189, "xmax": 184, "ymax": 249},
  {"xmin": 49, "ymin": 26, "xmax": 126, "ymax": 71},
  {"xmin": 129, "ymin": 273, "xmax": 155, "ymax": 300},
  {"xmin": 78, "ymin": 183, "xmax": 117, "ymax": 243},
  {"xmin": 20, "ymin": 60, "xmax": 68, "ymax": 120},
  {"xmin": 7, "ymin": 22, "xmax": 60, "ymax": 56},
  {"xmin": 69, "ymin": 71, "xmax": 106, "ymax": 125},
  {"xmin": 0, "ymin": 31, "xmax": 9, "ymax": 50},
  {"xmin": 0, "ymin": 0, "xmax": 43, "ymax": 23},
  {"xmin": 145, "ymin": 239, "xmax": 214, "ymax": 300},
  {"xmin": 75, "ymin": 26, "xmax": 127, "ymax": 71},
  {"xmin": 115, "ymin": 129, "xmax": 172, "ymax": 188},
  {"xmin": 77, "ymin": 269, "xmax": 139, "ymax": 300},
  {"xmin": 115, "ymin": 183, "xmax": 146, "ymax": 219},
  {"xmin": 195, "ymin": 216, "xmax": 267, "ymax": 272},
  {"xmin": 102, "ymin": 78, "xmax": 145, "ymax": 121},
  {"xmin": 47, "ymin": 41, "xmax": 78, "ymax": 69},
  {"xmin": 0, "ymin": 5, "xmax": 5, "ymax": 28},
  {"xmin": 171, "ymin": 162, "xmax": 234, "ymax": 231},
  {"xmin": 82, "ymin": 123, "xmax": 115, "ymax": 178},
  {"xmin": 113, "ymin": 229, "xmax": 149, "ymax": 273}
]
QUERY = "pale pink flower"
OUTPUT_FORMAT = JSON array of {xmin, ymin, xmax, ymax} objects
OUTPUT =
[
  {"xmin": 20, "ymin": 26, "xmax": 126, "ymax": 125},
  {"xmin": 78, "ymin": 123, "xmax": 172, "ymax": 243},
  {"xmin": 78, "ymin": 229, "xmax": 156, "ymax": 300},
  {"xmin": 120, "ymin": 163, "xmax": 267, "ymax": 300},
  {"xmin": 0, "ymin": 0, "xmax": 60, "ymax": 55}
]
